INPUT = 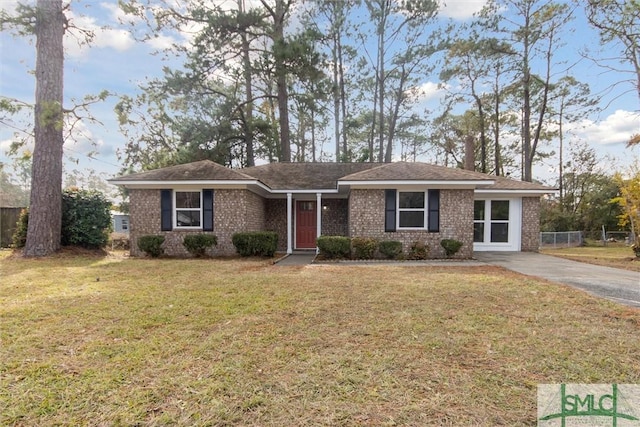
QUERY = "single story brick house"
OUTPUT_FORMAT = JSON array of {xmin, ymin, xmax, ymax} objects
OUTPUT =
[{"xmin": 109, "ymin": 160, "xmax": 552, "ymax": 258}]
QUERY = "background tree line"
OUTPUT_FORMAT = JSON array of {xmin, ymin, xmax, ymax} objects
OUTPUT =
[{"xmin": 114, "ymin": 0, "xmax": 639, "ymax": 178}]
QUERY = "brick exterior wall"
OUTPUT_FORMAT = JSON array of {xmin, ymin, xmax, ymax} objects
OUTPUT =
[
  {"xmin": 265, "ymin": 199, "xmax": 287, "ymax": 252},
  {"xmin": 129, "ymin": 188, "xmax": 265, "ymax": 257},
  {"xmin": 348, "ymin": 189, "xmax": 474, "ymax": 259},
  {"xmin": 520, "ymin": 196, "xmax": 541, "ymax": 252},
  {"xmin": 129, "ymin": 187, "xmax": 536, "ymax": 257},
  {"xmin": 321, "ymin": 199, "xmax": 348, "ymax": 236}
]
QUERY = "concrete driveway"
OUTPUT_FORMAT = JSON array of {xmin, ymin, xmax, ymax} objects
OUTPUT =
[{"xmin": 475, "ymin": 252, "xmax": 640, "ymax": 308}]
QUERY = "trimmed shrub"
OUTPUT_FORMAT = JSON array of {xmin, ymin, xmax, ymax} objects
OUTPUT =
[
  {"xmin": 408, "ymin": 241, "xmax": 429, "ymax": 260},
  {"xmin": 12, "ymin": 189, "xmax": 112, "ymax": 250},
  {"xmin": 12, "ymin": 208, "xmax": 29, "ymax": 248},
  {"xmin": 351, "ymin": 237, "xmax": 378, "ymax": 259},
  {"xmin": 183, "ymin": 234, "xmax": 218, "ymax": 257},
  {"xmin": 61, "ymin": 188, "xmax": 112, "ymax": 249},
  {"xmin": 379, "ymin": 240, "xmax": 403, "ymax": 259},
  {"xmin": 232, "ymin": 231, "xmax": 278, "ymax": 257},
  {"xmin": 317, "ymin": 235, "xmax": 351, "ymax": 259},
  {"xmin": 440, "ymin": 239, "xmax": 463, "ymax": 257},
  {"xmin": 138, "ymin": 235, "xmax": 165, "ymax": 258}
]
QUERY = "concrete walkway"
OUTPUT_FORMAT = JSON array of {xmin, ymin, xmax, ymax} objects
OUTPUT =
[
  {"xmin": 475, "ymin": 252, "xmax": 640, "ymax": 308},
  {"xmin": 274, "ymin": 252, "xmax": 317, "ymax": 266}
]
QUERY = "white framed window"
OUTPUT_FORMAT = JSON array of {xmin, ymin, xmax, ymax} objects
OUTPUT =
[
  {"xmin": 174, "ymin": 191, "xmax": 202, "ymax": 228},
  {"xmin": 397, "ymin": 191, "xmax": 427, "ymax": 229},
  {"xmin": 474, "ymin": 200, "xmax": 510, "ymax": 243}
]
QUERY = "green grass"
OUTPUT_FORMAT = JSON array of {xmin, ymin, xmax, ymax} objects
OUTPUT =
[
  {"xmin": 541, "ymin": 245, "xmax": 640, "ymax": 272},
  {"xmin": 1, "ymin": 251, "xmax": 639, "ymax": 426}
]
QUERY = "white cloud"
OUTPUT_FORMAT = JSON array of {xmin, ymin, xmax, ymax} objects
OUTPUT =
[
  {"xmin": 64, "ymin": 10, "xmax": 135, "ymax": 58},
  {"xmin": 0, "ymin": 0, "xmax": 22, "ymax": 13},
  {"xmin": 570, "ymin": 110, "xmax": 640, "ymax": 145},
  {"xmin": 146, "ymin": 34, "xmax": 178, "ymax": 51},
  {"xmin": 64, "ymin": 119, "xmax": 104, "ymax": 155},
  {"xmin": 94, "ymin": 29, "xmax": 136, "ymax": 52},
  {"xmin": 438, "ymin": 0, "xmax": 487, "ymax": 20},
  {"xmin": 415, "ymin": 81, "xmax": 446, "ymax": 102},
  {"xmin": 100, "ymin": 2, "xmax": 141, "ymax": 25},
  {"xmin": 0, "ymin": 138, "xmax": 17, "ymax": 155}
]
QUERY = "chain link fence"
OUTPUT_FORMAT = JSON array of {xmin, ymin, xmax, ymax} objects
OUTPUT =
[
  {"xmin": 539, "ymin": 231, "xmax": 583, "ymax": 248},
  {"xmin": 541, "ymin": 230, "xmax": 635, "ymax": 248}
]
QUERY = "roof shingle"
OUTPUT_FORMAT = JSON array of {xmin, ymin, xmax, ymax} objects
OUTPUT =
[
  {"xmin": 241, "ymin": 162, "xmax": 379, "ymax": 190},
  {"xmin": 339, "ymin": 161, "xmax": 495, "ymax": 182},
  {"xmin": 109, "ymin": 160, "xmax": 255, "ymax": 182},
  {"xmin": 110, "ymin": 160, "xmax": 553, "ymax": 193}
]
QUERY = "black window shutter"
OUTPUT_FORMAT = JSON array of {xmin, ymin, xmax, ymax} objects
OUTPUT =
[
  {"xmin": 428, "ymin": 190, "xmax": 440, "ymax": 232},
  {"xmin": 385, "ymin": 190, "xmax": 396, "ymax": 232},
  {"xmin": 160, "ymin": 189, "xmax": 172, "ymax": 231},
  {"xmin": 203, "ymin": 189, "xmax": 214, "ymax": 231}
]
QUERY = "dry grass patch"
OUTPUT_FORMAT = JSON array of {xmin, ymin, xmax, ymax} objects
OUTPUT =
[
  {"xmin": 1, "ymin": 253, "xmax": 639, "ymax": 426},
  {"xmin": 542, "ymin": 245, "xmax": 640, "ymax": 272}
]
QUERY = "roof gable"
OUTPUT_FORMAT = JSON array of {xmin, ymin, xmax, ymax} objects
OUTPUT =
[
  {"xmin": 479, "ymin": 175, "xmax": 553, "ymax": 192},
  {"xmin": 340, "ymin": 161, "xmax": 496, "ymax": 182},
  {"xmin": 109, "ymin": 160, "xmax": 256, "ymax": 183}
]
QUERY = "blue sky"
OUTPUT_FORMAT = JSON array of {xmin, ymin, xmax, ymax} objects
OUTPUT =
[{"xmin": 0, "ymin": 0, "xmax": 638, "ymax": 187}]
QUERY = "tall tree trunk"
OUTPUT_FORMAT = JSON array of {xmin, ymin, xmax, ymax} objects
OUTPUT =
[
  {"xmin": 266, "ymin": 80, "xmax": 278, "ymax": 163},
  {"xmin": 24, "ymin": 0, "xmax": 65, "ymax": 257},
  {"xmin": 384, "ymin": 66, "xmax": 408, "ymax": 163},
  {"xmin": 558, "ymin": 112, "xmax": 564, "ymax": 212},
  {"xmin": 240, "ymin": 0, "xmax": 255, "ymax": 167},
  {"xmin": 276, "ymin": 1, "xmax": 291, "ymax": 162},
  {"xmin": 493, "ymin": 64, "xmax": 501, "ymax": 176},
  {"xmin": 311, "ymin": 108, "xmax": 317, "ymax": 162},
  {"xmin": 368, "ymin": 79, "xmax": 378, "ymax": 163},
  {"xmin": 297, "ymin": 110, "xmax": 306, "ymax": 161},
  {"xmin": 377, "ymin": 22, "xmax": 385, "ymax": 163},
  {"xmin": 339, "ymin": 38, "xmax": 348, "ymax": 161},
  {"xmin": 529, "ymin": 31, "xmax": 555, "ymax": 178},
  {"xmin": 332, "ymin": 36, "xmax": 341, "ymax": 162},
  {"xmin": 522, "ymin": 31, "xmax": 532, "ymax": 182},
  {"xmin": 558, "ymin": 100, "xmax": 565, "ymax": 210},
  {"xmin": 472, "ymin": 92, "xmax": 487, "ymax": 173},
  {"xmin": 262, "ymin": 0, "xmax": 291, "ymax": 162}
]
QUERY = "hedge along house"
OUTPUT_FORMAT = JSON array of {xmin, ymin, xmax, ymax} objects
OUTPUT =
[{"xmin": 109, "ymin": 160, "xmax": 552, "ymax": 258}]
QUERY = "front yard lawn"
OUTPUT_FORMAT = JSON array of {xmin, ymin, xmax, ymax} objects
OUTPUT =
[
  {"xmin": 541, "ymin": 245, "xmax": 640, "ymax": 272},
  {"xmin": 1, "ymin": 251, "xmax": 639, "ymax": 426}
]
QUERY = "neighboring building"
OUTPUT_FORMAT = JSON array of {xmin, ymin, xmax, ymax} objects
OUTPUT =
[
  {"xmin": 109, "ymin": 160, "xmax": 552, "ymax": 258},
  {"xmin": 0, "ymin": 207, "xmax": 24, "ymax": 248},
  {"xmin": 111, "ymin": 211, "xmax": 130, "ymax": 234}
]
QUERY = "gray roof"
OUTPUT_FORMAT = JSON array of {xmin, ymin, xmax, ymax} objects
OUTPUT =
[
  {"xmin": 340, "ymin": 161, "xmax": 495, "ymax": 182},
  {"xmin": 481, "ymin": 175, "xmax": 553, "ymax": 191},
  {"xmin": 110, "ymin": 160, "xmax": 553, "ymax": 193},
  {"xmin": 242, "ymin": 162, "xmax": 379, "ymax": 190},
  {"xmin": 109, "ymin": 160, "xmax": 256, "ymax": 182}
]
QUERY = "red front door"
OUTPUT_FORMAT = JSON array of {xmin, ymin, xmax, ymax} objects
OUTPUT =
[{"xmin": 296, "ymin": 201, "xmax": 317, "ymax": 249}]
